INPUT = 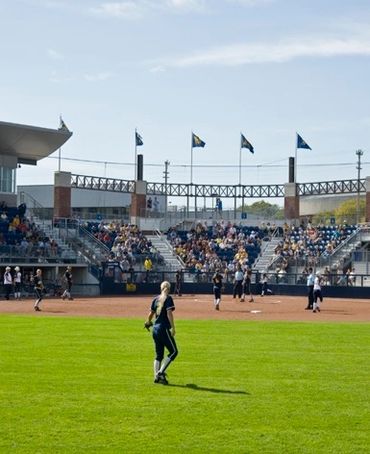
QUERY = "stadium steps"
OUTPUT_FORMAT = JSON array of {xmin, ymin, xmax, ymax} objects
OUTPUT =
[
  {"xmin": 253, "ymin": 237, "xmax": 282, "ymax": 273},
  {"xmin": 32, "ymin": 218, "xmax": 80, "ymax": 260},
  {"xmin": 147, "ymin": 233, "xmax": 184, "ymax": 273}
]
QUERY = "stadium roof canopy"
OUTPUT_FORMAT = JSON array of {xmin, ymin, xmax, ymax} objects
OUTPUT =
[{"xmin": 0, "ymin": 120, "xmax": 73, "ymax": 165}]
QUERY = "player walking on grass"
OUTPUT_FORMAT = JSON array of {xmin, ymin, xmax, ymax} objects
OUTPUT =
[
  {"xmin": 33, "ymin": 269, "xmax": 44, "ymax": 312},
  {"xmin": 212, "ymin": 269, "xmax": 223, "ymax": 310},
  {"xmin": 144, "ymin": 281, "xmax": 178, "ymax": 385}
]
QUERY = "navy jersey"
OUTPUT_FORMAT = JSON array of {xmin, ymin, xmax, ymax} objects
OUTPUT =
[
  {"xmin": 33, "ymin": 274, "xmax": 43, "ymax": 290},
  {"xmin": 65, "ymin": 271, "xmax": 72, "ymax": 284},
  {"xmin": 213, "ymin": 272, "xmax": 223, "ymax": 290},
  {"xmin": 151, "ymin": 295, "xmax": 175, "ymax": 330}
]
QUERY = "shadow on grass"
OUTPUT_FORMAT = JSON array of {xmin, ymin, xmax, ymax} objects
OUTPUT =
[{"xmin": 168, "ymin": 383, "xmax": 249, "ymax": 395}]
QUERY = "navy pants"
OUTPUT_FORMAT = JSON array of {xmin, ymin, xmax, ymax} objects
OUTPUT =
[
  {"xmin": 233, "ymin": 281, "xmax": 243, "ymax": 298},
  {"xmin": 152, "ymin": 326, "xmax": 178, "ymax": 363}
]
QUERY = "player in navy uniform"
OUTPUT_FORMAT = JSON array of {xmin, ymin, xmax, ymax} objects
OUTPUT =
[
  {"xmin": 144, "ymin": 281, "xmax": 178, "ymax": 385},
  {"xmin": 61, "ymin": 266, "xmax": 73, "ymax": 301},
  {"xmin": 212, "ymin": 269, "xmax": 223, "ymax": 310},
  {"xmin": 33, "ymin": 268, "xmax": 44, "ymax": 311}
]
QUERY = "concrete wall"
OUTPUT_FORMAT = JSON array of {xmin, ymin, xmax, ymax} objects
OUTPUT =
[{"xmin": 300, "ymin": 194, "xmax": 361, "ymax": 216}]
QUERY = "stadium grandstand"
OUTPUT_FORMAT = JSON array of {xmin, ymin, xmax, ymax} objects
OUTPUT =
[{"xmin": 1, "ymin": 119, "xmax": 370, "ymax": 300}]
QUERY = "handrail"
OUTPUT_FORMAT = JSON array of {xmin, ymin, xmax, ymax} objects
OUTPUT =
[{"xmin": 77, "ymin": 225, "xmax": 111, "ymax": 254}]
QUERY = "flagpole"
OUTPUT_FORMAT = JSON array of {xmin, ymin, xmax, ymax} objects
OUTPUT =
[
  {"xmin": 58, "ymin": 114, "xmax": 62, "ymax": 172},
  {"xmin": 294, "ymin": 132, "xmax": 298, "ymax": 183},
  {"xmin": 190, "ymin": 131, "xmax": 193, "ymax": 184},
  {"xmin": 134, "ymin": 128, "xmax": 137, "ymax": 181},
  {"xmin": 239, "ymin": 133, "xmax": 242, "ymax": 186}
]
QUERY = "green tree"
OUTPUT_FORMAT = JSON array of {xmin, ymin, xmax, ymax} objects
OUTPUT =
[
  {"xmin": 334, "ymin": 197, "xmax": 365, "ymax": 224},
  {"xmin": 238, "ymin": 201, "xmax": 284, "ymax": 219}
]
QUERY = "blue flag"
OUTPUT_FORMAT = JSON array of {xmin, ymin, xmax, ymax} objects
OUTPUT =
[
  {"xmin": 241, "ymin": 133, "xmax": 254, "ymax": 154},
  {"xmin": 192, "ymin": 133, "xmax": 206, "ymax": 148},
  {"xmin": 136, "ymin": 131, "xmax": 143, "ymax": 146},
  {"xmin": 297, "ymin": 133, "xmax": 311, "ymax": 150}
]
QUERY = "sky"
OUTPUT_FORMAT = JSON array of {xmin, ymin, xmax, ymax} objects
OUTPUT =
[{"xmin": 1, "ymin": 0, "xmax": 370, "ymax": 208}]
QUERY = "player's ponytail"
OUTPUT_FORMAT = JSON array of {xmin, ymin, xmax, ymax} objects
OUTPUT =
[{"xmin": 156, "ymin": 281, "xmax": 171, "ymax": 315}]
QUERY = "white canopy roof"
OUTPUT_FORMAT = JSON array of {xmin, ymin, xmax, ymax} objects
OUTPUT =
[{"xmin": 0, "ymin": 120, "xmax": 73, "ymax": 165}]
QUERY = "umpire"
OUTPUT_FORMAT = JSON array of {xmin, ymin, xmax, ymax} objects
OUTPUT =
[{"xmin": 305, "ymin": 267, "xmax": 314, "ymax": 310}]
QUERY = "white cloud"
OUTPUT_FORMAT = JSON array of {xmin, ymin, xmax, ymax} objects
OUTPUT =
[
  {"xmin": 149, "ymin": 65, "xmax": 166, "ymax": 73},
  {"xmin": 165, "ymin": 0, "xmax": 206, "ymax": 12},
  {"xmin": 47, "ymin": 48, "xmax": 64, "ymax": 60},
  {"xmin": 157, "ymin": 36, "xmax": 370, "ymax": 68},
  {"xmin": 90, "ymin": 0, "xmax": 206, "ymax": 18},
  {"xmin": 90, "ymin": 2, "xmax": 142, "ymax": 19},
  {"xmin": 227, "ymin": 0, "xmax": 275, "ymax": 6},
  {"xmin": 83, "ymin": 72, "xmax": 114, "ymax": 81}
]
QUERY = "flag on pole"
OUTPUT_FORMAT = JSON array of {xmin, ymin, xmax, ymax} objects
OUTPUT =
[
  {"xmin": 136, "ymin": 131, "xmax": 144, "ymax": 146},
  {"xmin": 59, "ymin": 117, "xmax": 69, "ymax": 131},
  {"xmin": 297, "ymin": 133, "xmax": 311, "ymax": 150},
  {"xmin": 192, "ymin": 133, "xmax": 206, "ymax": 148},
  {"xmin": 241, "ymin": 133, "xmax": 254, "ymax": 154}
]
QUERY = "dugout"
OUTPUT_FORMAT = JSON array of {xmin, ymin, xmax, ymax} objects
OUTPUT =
[{"xmin": 100, "ymin": 262, "xmax": 370, "ymax": 299}]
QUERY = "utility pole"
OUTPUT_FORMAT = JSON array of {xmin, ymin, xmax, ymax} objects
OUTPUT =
[
  {"xmin": 163, "ymin": 160, "xmax": 170, "ymax": 214},
  {"xmin": 356, "ymin": 149, "xmax": 364, "ymax": 224}
]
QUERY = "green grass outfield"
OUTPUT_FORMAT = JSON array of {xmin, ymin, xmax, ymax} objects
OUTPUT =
[{"xmin": 0, "ymin": 316, "xmax": 369, "ymax": 453}]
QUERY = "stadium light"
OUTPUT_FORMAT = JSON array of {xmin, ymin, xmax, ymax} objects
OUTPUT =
[{"xmin": 356, "ymin": 149, "xmax": 364, "ymax": 224}]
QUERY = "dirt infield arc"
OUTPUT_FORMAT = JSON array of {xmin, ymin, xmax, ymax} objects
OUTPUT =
[{"xmin": 0, "ymin": 295, "xmax": 369, "ymax": 322}]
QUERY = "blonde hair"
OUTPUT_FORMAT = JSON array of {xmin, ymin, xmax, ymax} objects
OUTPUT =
[{"xmin": 156, "ymin": 281, "xmax": 171, "ymax": 316}]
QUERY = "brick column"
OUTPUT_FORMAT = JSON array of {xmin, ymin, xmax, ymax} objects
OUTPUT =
[
  {"xmin": 130, "ymin": 180, "xmax": 147, "ymax": 225},
  {"xmin": 54, "ymin": 171, "xmax": 71, "ymax": 218},
  {"xmin": 366, "ymin": 176, "xmax": 370, "ymax": 222},
  {"xmin": 284, "ymin": 183, "xmax": 300, "ymax": 220}
]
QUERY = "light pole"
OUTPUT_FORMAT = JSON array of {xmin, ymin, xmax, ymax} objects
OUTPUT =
[
  {"xmin": 163, "ymin": 160, "xmax": 170, "ymax": 215},
  {"xmin": 356, "ymin": 149, "xmax": 364, "ymax": 224}
]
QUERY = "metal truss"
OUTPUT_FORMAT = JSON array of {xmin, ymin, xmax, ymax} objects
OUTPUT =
[
  {"xmin": 298, "ymin": 179, "xmax": 366, "ymax": 196},
  {"xmin": 71, "ymin": 174, "xmax": 135, "ymax": 193},
  {"xmin": 71, "ymin": 174, "xmax": 365, "ymax": 198}
]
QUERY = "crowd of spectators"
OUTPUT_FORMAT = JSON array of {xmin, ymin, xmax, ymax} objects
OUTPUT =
[
  {"xmin": 273, "ymin": 222, "xmax": 357, "ymax": 265},
  {"xmin": 0, "ymin": 202, "xmax": 61, "ymax": 260},
  {"xmin": 167, "ymin": 220, "xmax": 263, "ymax": 279},
  {"xmin": 83, "ymin": 221, "xmax": 163, "ymax": 269}
]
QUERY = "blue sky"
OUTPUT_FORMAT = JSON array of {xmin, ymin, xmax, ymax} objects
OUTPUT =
[{"xmin": 1, "ymin": 0, "xmax": 370, "ymax": 206}]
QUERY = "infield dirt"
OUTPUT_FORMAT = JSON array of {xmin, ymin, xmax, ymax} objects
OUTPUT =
[{"xmin": 0, "ymin": 294, "xmax": 369, "ymax": 322}]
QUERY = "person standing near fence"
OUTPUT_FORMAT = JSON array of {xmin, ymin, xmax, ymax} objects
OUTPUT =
[
  {"xmin": 144, "ymin": 281, "xmax": 178, "ymax": 385},
  {"xmin": 61, "ymin": 266, "xmax": 73, "ymax": 301},
  {"xmin": 174, "ymin": 269, "xmax": 182, "ymax": 297},
  {"xmin": 313, "ymin": 272, "xmax": 323, "ymax": 313},
  {"xmin": 241, "ymin": 268, "xmax": 254, "ymax": 303},
  {"xmin": 233, "ymin": 264, "xmax": 244, "ymax": 301},
  {"xmin": 3, "ymin": 266, "xmax": 13, "ymax": 300},
  {"xmin": 33, "ymin": 268, "xmax": 44, "ymax": 312},
  {"xmin": 305, "ymin": 267, "xmax": 314, "ymax": 310},
  {"xmin": 14, "ymin": 266, "xmax": 22, "ymax": 300}
]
